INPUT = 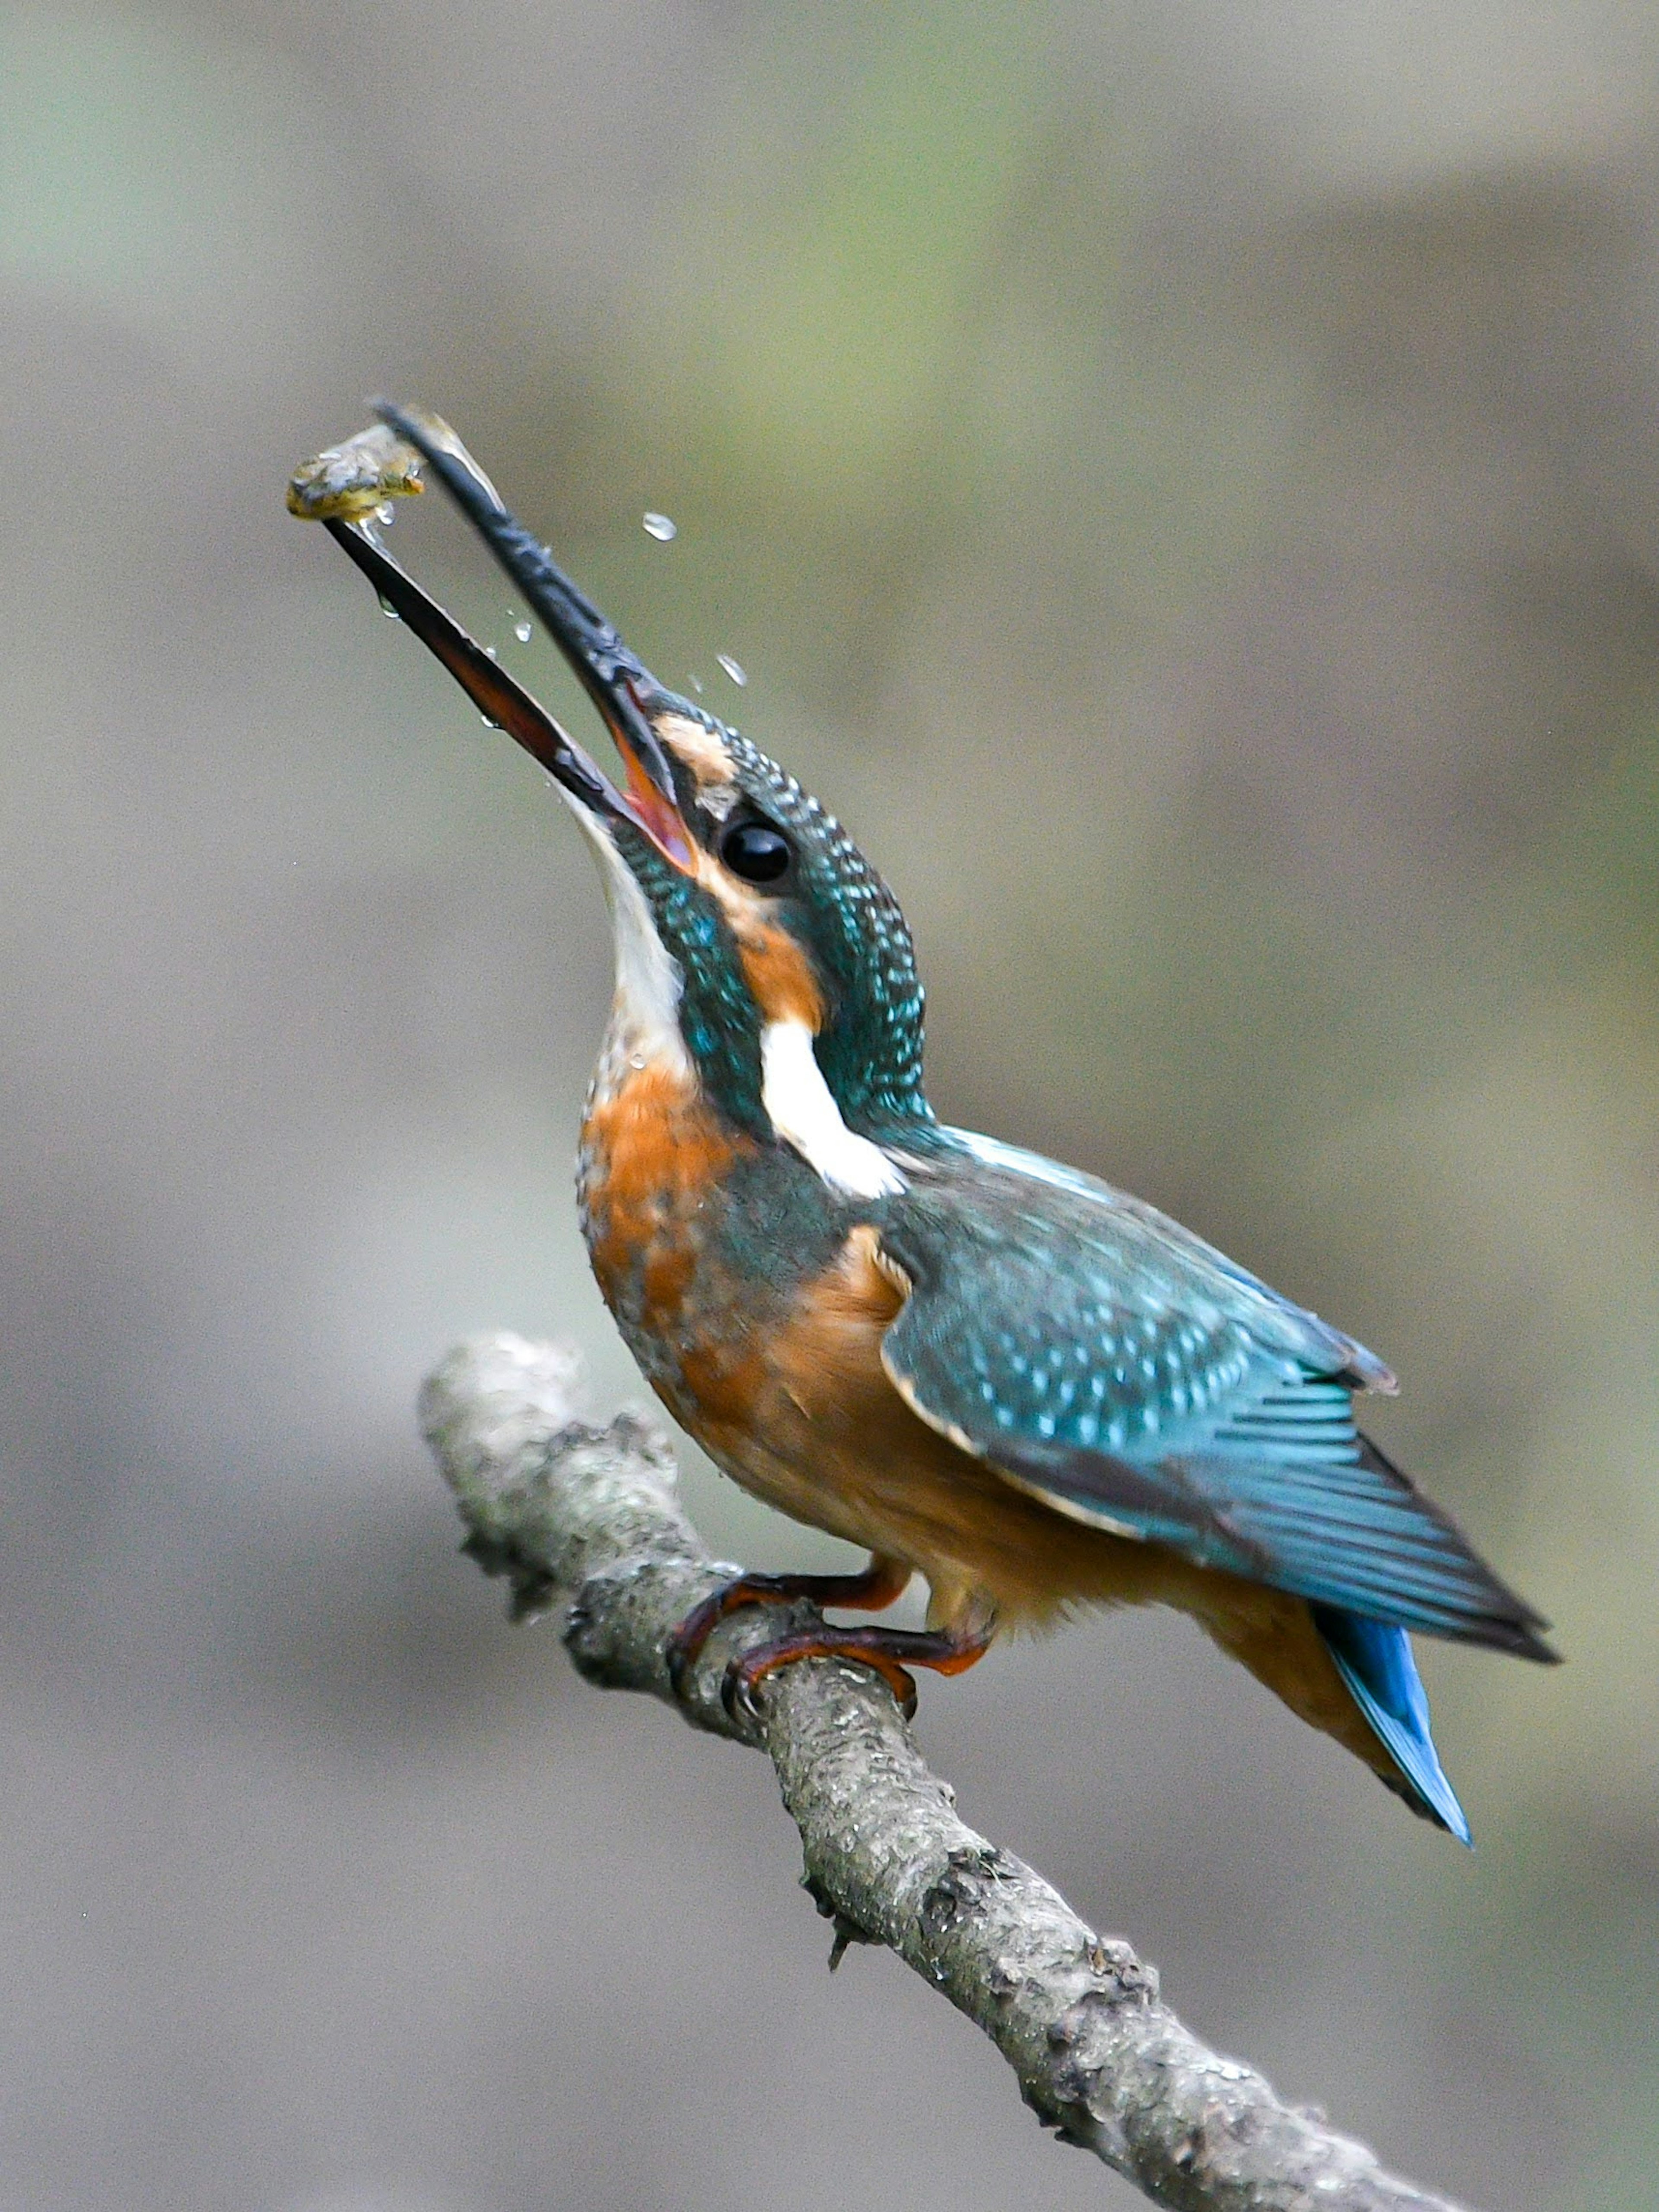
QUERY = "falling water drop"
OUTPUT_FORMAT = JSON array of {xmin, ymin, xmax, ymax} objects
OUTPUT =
[
  {"xmin": 689, "ymin": 674, "xmax": 703, "ymax": 694},
  {"xmin": 515, "ymin": 620, "xmax": 533, "ymax": 643},
  {"xmin": 484, "ymin": 644, "xmax": 499, "ymax": 660},
  {"xmin": 377, "ymin": 592, "xmax": 400, "ymax": 620},
  {"xmin": 375, "ymin": 502, "xmax": 395, "ymax": 527},
  {"xmin": 642, "ymin": 511, "xmax": 677, "ymax": 542},
  {"xmin": 716, "ymin": 653, "xmax": 747, "ymax": 687},
  {"xmin": 481, "ymin": 713, "xmax": 499, "ymax": 729}
]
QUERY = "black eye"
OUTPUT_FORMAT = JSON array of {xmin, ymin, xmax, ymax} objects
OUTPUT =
[{"xmin": 720, "ymin": 819, "xmax": 793, "ymax": 885}]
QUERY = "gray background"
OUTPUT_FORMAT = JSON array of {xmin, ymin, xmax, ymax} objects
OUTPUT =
[{"xmin": 2, "ymin": 3, "xmax": 1656, "ymax": 2206}]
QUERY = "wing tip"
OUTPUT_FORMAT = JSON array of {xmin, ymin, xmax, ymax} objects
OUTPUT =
[
  {"xmin": 1446, "ymin": 1566, "xmax": 1558, "ymax": 1662},
  {"xmin": 1354, "ymin": 1431, "xmax": 1557, "ymax": 1661},
  {"xmin": 1472, "ymin": 1613, "xmax": 1560, "ymax": 1665}
]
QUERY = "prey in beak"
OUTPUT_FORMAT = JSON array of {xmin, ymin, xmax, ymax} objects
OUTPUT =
[
  {"xmin": 287, "ymin": 401, "xmax": 919, "ymax": 1191},
  {"xmin": 292, "ymin": 404, "xmax": 693, "ymax": 872}
]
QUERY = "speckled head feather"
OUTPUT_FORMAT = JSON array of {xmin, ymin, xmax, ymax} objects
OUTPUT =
[{"xmin": 616, "ymin": 697, "xmax": 932, "ymax": 1134}]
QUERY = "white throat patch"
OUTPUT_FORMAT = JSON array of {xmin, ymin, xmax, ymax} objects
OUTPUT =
[
  {"xmin": 565, "ymin": 801, "xmax": 690, "ymax": 1086},
  {"xmin": 760, "ymin": 1019, "xmax": 906, "ymax": 1200}
]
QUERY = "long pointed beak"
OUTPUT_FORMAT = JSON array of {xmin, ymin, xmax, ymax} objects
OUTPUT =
[
  {"xmin": 369, "ymin": 400, "xmax": 691, "ymax": 863},
  {"xmin": 313, "ymin": 407, "xmax": 693, "ymax": 870}
]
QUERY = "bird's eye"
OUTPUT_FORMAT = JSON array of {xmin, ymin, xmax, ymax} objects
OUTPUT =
[{"xmin": 719, "ymin": 819, "xmax": 793, "ymax": 885}]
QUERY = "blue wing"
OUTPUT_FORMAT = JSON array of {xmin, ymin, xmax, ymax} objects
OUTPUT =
[{"xmin": 877, "ymin": 1128, "xmax": 1552, "ymax": 1659}]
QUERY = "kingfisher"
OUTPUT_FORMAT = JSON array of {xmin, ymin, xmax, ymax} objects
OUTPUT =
[{"xmin": 299, "ymin": 400, "xmax": 1556, "ymax": 1844}]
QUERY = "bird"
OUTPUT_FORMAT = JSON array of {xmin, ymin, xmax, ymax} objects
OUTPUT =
[{"xmin": 303, "ymin": 398, "xmax": 1557, "ymax": 1844}]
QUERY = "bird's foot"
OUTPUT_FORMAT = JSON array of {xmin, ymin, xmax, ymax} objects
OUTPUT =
[
  {"xmin": 665, "ymin": 1555, "xmax": 909, "ymax": 1701},
  {"xmin": 721, "ymin": 1621, "xmax": 992, "ymax": 1728}
]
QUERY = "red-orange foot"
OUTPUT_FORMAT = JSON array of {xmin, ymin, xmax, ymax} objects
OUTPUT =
[
  {"xmin": 721, "ymin": 1621, "xmax": 992, "ymax": 1726},
  {"xmin": 666, "ymin": 1555, "xmax": 910, "ymax": 1700}
]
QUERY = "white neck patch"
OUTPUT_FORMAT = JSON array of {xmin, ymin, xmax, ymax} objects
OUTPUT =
[
  {"xmin": 562, "ymin": 797, "xmax": 904, "ymax": 1202},
  {"xmin": 760, "ymin": 1019, "xmax": 906, "ymax": 1199}
]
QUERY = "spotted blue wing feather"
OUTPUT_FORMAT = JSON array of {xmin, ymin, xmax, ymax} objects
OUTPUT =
[
  {"xmin": 938, "ymin": 1130, "xmax": 1398, "ymax": 1390},
  {"xmin": 877, "ymin": 1128, "xmax": 1552, "ymax": 1659}
]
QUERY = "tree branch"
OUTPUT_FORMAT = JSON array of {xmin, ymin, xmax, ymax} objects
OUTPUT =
[{"xmin": 419, "ymin": 1332, "xmax": 1471, "ymax": 2212}]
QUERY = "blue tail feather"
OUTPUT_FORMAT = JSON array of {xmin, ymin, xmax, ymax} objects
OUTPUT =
[{"xmin": 1311, "ymin": 1605, "xmax": 1473, "ymax": 1845}]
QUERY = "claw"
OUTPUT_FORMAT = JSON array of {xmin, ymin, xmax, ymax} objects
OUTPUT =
[
  {"xmin": 665, "ymin": 1556, "xmax": 909, "ymax": 1703},
  {"xmin": 666, "ymin": 1583, "xmax": 745, "ymax": 1699},
  {"xmin": 720, "ymin": 1650, "xmax": 766, "ymax": 1730},
  {"xmin": 717, "ymin": 1621, "xmax": 992, "ymax": 1726}
]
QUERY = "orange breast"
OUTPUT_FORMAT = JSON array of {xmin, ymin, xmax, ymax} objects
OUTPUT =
[{"xmin": 578, "ymin": 1061, "xmax": 747, "ymax": 1359}]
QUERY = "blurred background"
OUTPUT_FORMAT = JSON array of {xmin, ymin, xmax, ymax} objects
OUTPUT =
[{"xmin": 2, "ymin": 2, "xmax": 1656, "ymax": 2206}]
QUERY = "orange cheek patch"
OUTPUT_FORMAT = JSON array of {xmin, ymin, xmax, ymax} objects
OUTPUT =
[
  {"xmin": 734, "ymin": 916, "xmax": 824, "ymax": 1029},
  {"xmin": 685, "ymin": 843, "xmax": 826, "ymax": 1031}
]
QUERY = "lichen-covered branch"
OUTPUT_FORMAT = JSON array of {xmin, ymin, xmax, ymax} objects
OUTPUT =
[{"xmin": 419, "ymin": 1333, "xmax": 1471, "ymax": 2212}]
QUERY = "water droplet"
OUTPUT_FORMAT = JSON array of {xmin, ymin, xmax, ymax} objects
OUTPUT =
[
  {"xmin": 484, "ymin": 644, "xmax": 498, "ymax": 661},
  {"xmin": 642, "ymin": 511, "xmax": 677, "ymax": 542},
  {"xmin": 481, "ymin": 713, "xmax": 499, "ymax": 729},
  {"xmin": 375, "ymin": 502, "xmax": 395, "ymax": 527},
  {"xmin": 377, "ymin": 592, "xmax": 400, "ymax": 620},
  {"xmin": 628, "ymin": 1052, "xmax": 646, "ymax": 1070},
  {"xmin": 717, "ymin": 653, "xmax": 747, "ymax": 686},
  {"xmin": 689, "ymin": 674, "xmax": 703, "ymax": 693},
  {"xmin": 514, "ymin": 620, "xmax": 533, "ymax": 643}
]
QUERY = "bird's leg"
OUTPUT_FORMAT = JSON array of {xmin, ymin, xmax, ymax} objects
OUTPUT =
[
  {"xmin": 666, "ymin": 1554, "xmax": 910, "ymax": 1698},
  {"xmin": 721, "ymin": 1614, "xmax": 994, "ymax": 1726}
]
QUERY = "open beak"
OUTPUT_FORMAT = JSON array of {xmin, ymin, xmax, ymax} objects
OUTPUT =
[{"xmin": 319, "ymin": 402, "xmax": 693, "ymax": 870}]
